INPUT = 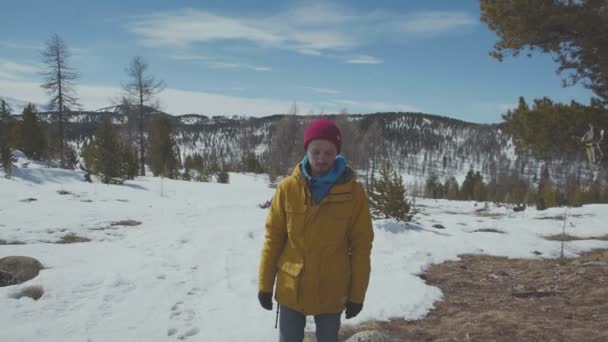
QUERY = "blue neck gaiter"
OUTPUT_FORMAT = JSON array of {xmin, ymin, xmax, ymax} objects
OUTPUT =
[{"xmin": 300, "ymin": 155, "xmax": 347, "ymax": 204}]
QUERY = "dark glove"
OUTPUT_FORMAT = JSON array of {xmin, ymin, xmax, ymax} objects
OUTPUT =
[
  {"xmin": 258, "ymin": 291, "xmax": 273, "ymax": 310},
  {"xmin": 344, "ymin": 301, "xmax": 363, "ymax": 319}
]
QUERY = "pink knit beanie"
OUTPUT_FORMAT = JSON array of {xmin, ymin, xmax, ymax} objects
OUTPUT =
[{"xmin": 303, "ymin": 118, "xmax": 342, "ymax": 153}]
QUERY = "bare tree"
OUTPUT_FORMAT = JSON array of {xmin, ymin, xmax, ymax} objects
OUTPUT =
[
  {"xmin": 123, "ymin": 56, "xmax": 164, "ymax": 176},
  {"xmin": 40, "ymin": 33, "xmax": 79, "ymax": 168}
]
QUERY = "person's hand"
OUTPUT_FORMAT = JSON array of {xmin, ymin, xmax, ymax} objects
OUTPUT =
[
  {"xmin": 258, "ymin": 291, "xmax": 273, "ymax": 310},
  {"xmin": 344, "ymin": 301, "xmax": 363, "ymax": 319}
]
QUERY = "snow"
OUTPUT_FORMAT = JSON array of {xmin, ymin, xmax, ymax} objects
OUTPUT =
[{"xmin": 1, "ymin": 156, "xmax": 607, "ymax": 341}]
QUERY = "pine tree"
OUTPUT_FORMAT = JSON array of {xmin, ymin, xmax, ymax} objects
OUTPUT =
[
  {"xmin": 444, "ymin": 176, "xmax": 460, "ymax": 200},
  {"xmin": 121, "ymin": 144, "xmax": 138, "ymax": 180},
  {"xmin": 472, "ymin": 171, "xmax": 486, "ymax": 202},
  {"xmin": 1, "ymin": 99, "xmax": 15, "ymax": 178},
  {"xmin": 19, "ymin": 104, "xmax": 47, "ymax": 160},
  {"xmin": 216, "ymin": 161, "xmax": 230, "ymax": 184},
  {"xmin": 424, "ymin": 174, "xmax": 443, "ymax": 199},
  {"xmin": 537, "ymin": 166, "xmax": 560, "ymax": 210},
  {"xmin": 93, "ymin": 121, "xmax": 124, "ymax": 184},
  {"xmin": 81, "ymin": 140, "xmax": 97, "ymax": 173},
  {"xmin": 147, "ymin": 115, "xmax": 179, "ymax": 178},
  {"xmin": 460, "ymin": 170, "xmax": 475, "ymax": 200},
  {"xmin": 368, "ymin": 161, "xmax": 413, "ymax": 222}
]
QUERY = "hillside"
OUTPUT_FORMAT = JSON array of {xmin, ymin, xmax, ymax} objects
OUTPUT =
[{"xmin": 9, "ymin": 107, "xmax": 592, "ymax": 189}]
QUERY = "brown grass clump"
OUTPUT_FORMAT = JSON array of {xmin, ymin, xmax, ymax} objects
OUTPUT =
[
  {"xmin": 110, "ymin": 220, "xmax": 142, "ymax": 227},
  {"xmin": 0, "ymin": 239, "xmax": 26, "ymax": 245},
  {"xmin": 339, "ymin": 249, "xmax": 608, "ymax": 342},
  {"xmin": 472, "ymin": 228, "xmax": 505, "ymax": 234},
  {"xmin": 544, "ymin": 234, "xmax": 608, "ymax": 241},
  {"xmin": 58, "ymin": 233, "xmax": 90, "ymax": 243}
]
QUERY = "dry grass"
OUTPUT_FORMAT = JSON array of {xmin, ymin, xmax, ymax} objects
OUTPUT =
[
  {"xmin": 543, "ymin": 234, "xmax": 608, "ymax": 241},
  {"xmin": 58, "ymin": 233, "xmax": 90, "ymax": 244},
  {"xmin": 535, "ymin": 213, "xmax": 591, "ymax": 220},
  {"xmin": 472, "ymin": 228, "xmax": 505, "ymax": 234},
  {"xmin": 110, "ymin": 220, "xmax": 142, "ymax": 227},
  {"xmin": 339, "ymin": 249, "xmax": 608, "ymax": 342},
  {"xmin": 0, "ymin": 239, "xmax": 26, "ymax": 245}
]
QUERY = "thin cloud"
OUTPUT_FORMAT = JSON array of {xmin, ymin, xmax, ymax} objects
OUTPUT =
[
  {"xmin": 169, "ymin": 53, "xmax": 209, "ymax": 61},
  {"xmin": 0, "ymin": 78, "xmax": 312, "ymax": 116},
  {"xmin": 128, "ymin": 5, "xmax": 475, "ymax": 56},
  {"xmin": 0, "ymin": 59, "xmax": 39, "ymax": 80},
  {"xmin": 345, "ymin": 55, "xmax": 383, "ymax": 64},
  {"xmin": 0, "ymin": 40, "xmax": 43, "ymax": 50},
  {"xmin": 2, "ymin": 78, "xmax": 419, "ymax": 117},
  {"xmin": 397, "ymin": 11, "xmax": 476, "ymax": 33},
  {"xmin": 307, "ymin": 87, "xmax": 340, "ymax": 95},
  {"xmin": 331, "ymin": 99, "xmax": 419, "ymax": 113},
  {"xmin": 209, "ymin": 62, "xmax": 272, "ymax": 72},
  {"xmin": 128, "ymin": 7, "xmax": 354, "ymax": 54}
]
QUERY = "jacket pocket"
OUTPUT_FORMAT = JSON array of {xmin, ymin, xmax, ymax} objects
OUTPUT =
[
  {"xmin": 286, "ymin": 204, "xmax": 307, "ymax": 236},
  {"xmin": 320, "ymin": 247, "xmax": 350, "ymax": 307},
  {"xmin": 275, "ymin": 261, "xmax": 303, "ymax": 306},
  {"xmin": 322, "ymin": 201, "xmax": 352, "ymax": 245}
]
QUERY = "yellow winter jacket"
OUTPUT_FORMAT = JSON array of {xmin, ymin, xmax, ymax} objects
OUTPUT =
[{"xmin": 258, "ymin": 164, "xmax": 374, "ymax": 315}]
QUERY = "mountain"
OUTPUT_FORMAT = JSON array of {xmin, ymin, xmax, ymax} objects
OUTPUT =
[
  {"xmin": 11, "ymin": 108, "xmax": 592, "ymax": 190},
  {"xmin": 0, "ymin": 96, "xmax": 45, "ymax": 115}
]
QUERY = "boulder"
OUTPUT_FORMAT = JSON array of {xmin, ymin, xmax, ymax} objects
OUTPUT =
[
  {"xmin": 0, "ymin": 256, "xmax": 44, "ymax": 286},
  {"xmin": 0, "ymin": 269, "xmax": 15, "ymax": 286}
]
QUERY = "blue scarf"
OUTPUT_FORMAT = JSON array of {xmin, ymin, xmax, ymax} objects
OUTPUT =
[{"xmin": 300, "ymin": 155, "xmax": 347, "ymax": 204}]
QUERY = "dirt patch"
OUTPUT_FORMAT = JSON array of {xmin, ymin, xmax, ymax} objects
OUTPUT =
[
  {"xmin": 57, "ymin": 233, "xmax": 90, "ymax": 244},
  {"xmin": 543, "ymin": 234, "xmax": 608, "ymax": 241},
  {"xmin": 472, "ymin": 228, "xmax": 505, "ymax": 234},
  {"xmin": 536, "ymin": 214, "xmax": 592, "ymax": 221},
  {"xmin": 0, "ymin": 239, "xmax": 26, "ymax": 245},
  {"xmin": 340, "ymin": 249, "xmax": 608, "ymax": 342},
  {"xmin": 110, "ymin": 220, "xmax": 142, "ymax": 227}
]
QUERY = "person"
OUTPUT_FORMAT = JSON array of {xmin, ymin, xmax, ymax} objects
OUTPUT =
[{"xmin": 258, "ymin": 118, "xmax": 374, "ymax": 342}]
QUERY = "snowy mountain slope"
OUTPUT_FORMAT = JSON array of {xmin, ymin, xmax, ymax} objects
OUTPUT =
[
  {"xmin": 1, "ymin": 158, "xmax": 607, "ymax": 341},
  {"xmin": 16, "ymin": 109, "xmax": 584, "ymax": 188}
]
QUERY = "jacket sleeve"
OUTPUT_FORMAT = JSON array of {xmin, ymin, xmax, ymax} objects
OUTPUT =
[
  {"xmin": 347, "ymin": 182, "xmax": 374, "ymax": 304},
  {"xmin": 258, "ymin": 182, "xmax": 288, "ymax": 293}
]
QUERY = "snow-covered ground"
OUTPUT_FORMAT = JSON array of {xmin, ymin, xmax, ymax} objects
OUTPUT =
[{"xmin": 1, "ymin": 156, "xmax": 607, "ymax": 342}]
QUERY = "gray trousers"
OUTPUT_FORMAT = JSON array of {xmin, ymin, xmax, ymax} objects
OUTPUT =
[{"xmin": 279, "ymin": 305, "xmax": 341, "ymax": 342}]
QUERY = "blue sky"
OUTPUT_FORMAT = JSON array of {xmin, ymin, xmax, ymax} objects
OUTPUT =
[{"xmin": 0, "ymin": 0, "xmax": 595, "ymax": 123}]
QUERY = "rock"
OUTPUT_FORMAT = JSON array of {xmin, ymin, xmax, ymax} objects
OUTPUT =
[
  {"xmin": 0, "ymin": 269, "xmax": 15, "ymax": 286},
  {"xmin": 432, "ymin": 224, "xmax": 446, "ymax": 229},
  {"xmin": 0, "ymin": 256, "xmax": 44, "ymax": 286},
  {"xmin": 346, "ymin": 330, "xmax": 395, "ymax": 342}
]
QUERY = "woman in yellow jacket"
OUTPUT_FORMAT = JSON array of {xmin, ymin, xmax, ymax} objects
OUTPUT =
[{"xmin": 258, "ymin": 118, "xmax": 374, "ymax": 342}]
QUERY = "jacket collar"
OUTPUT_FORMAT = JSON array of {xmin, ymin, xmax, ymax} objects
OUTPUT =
[{"xmin": 292, "ymin": 156, "xmax": 355, "ymax": 186}]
